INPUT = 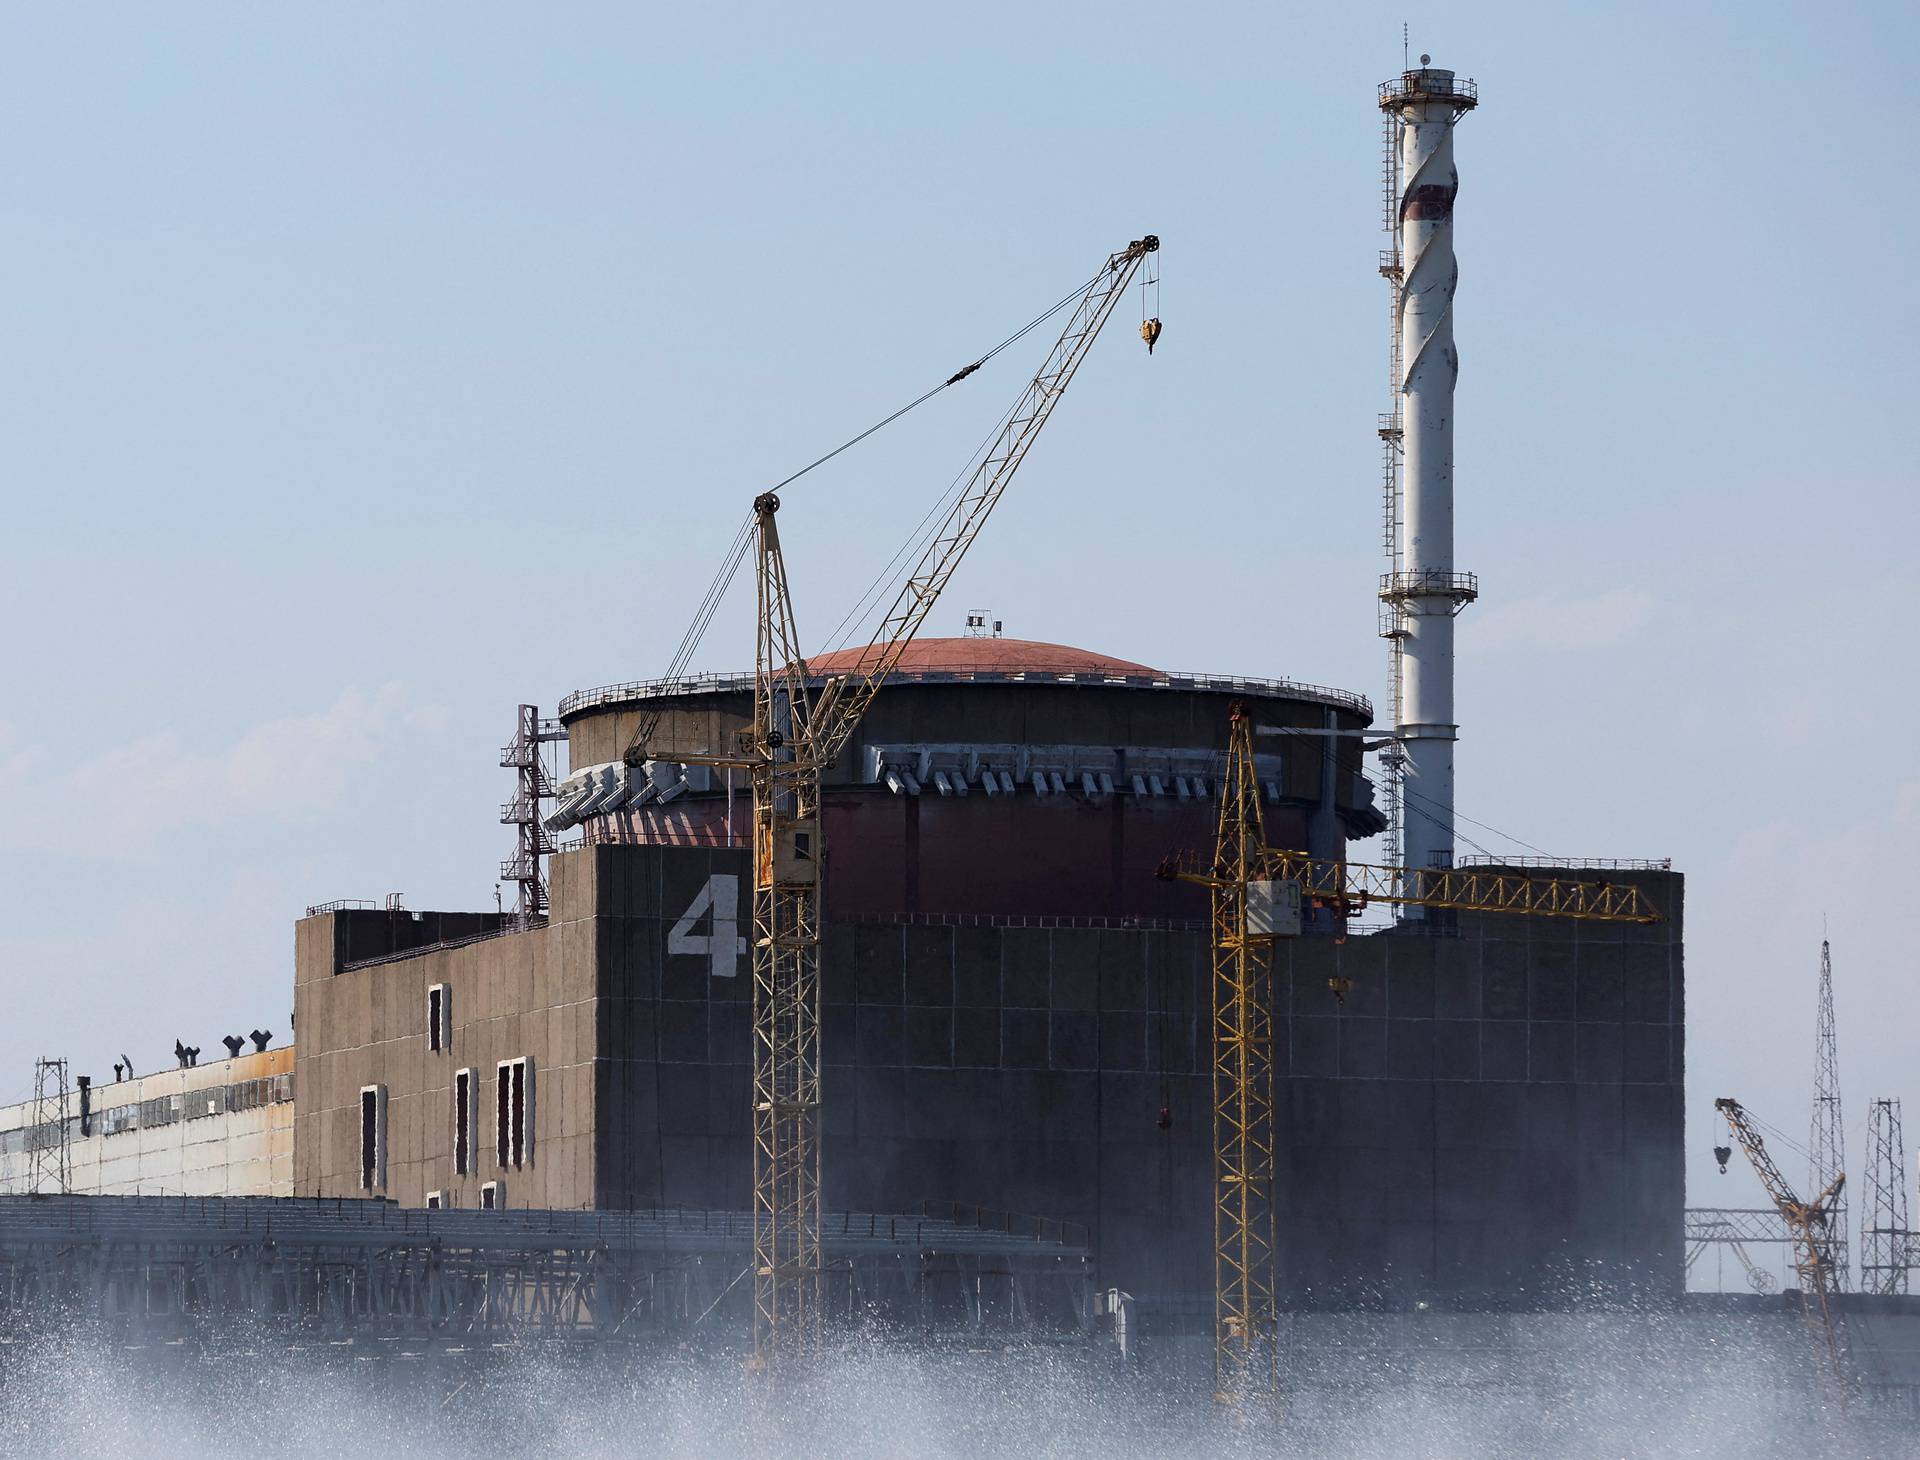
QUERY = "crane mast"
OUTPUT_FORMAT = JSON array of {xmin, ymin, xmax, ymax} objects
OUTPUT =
[
  {"xmin": 748, "ymin": 493, "xmax": 823, "ymax": 1366},
  {"xmin": 1715, "ymin": 1097, "xmax": 1851, "ymax": 1403},
  {"xmin": 1164, "ymin": 703, "xmax": 1663, "ymax": 1406},
  {"xmin": 1205, "ymin": 706, "xmax": 1280, "ymax": 1405},
  {"xmin": 740, "ymin": 234, "xmax": 1159, "ymax": 1370}
]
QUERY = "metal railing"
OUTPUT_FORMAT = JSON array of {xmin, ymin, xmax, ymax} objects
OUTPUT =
[
  {"xmin": 920, "ymin": 1198, "xmax": 1090, "ymax": 1250},
  {"xmin": 304, "ymin": 898, "xmax": 376, "ymax": 917},
  {"xmin": 1378, "ymin": 71, "xmax": 1479, "ymax": 106},
  {"xmin": 867, "ymin": 911, "xmax": 1208, "ymax": 934},
  {"xmin": 1457, "ymin": 855, "xmax": 1673, "ymax": 873},
  {"xmin": 0, "ymin": 1193, "xmax": 1091, "ymax": 1256},
  {"xmin": 560, "ymin": 669, "xmax": 1371, "ymax": 721},
  {"xmin": 1379, "ymin": 569, "xmax": 1478, "ymax": 601}
]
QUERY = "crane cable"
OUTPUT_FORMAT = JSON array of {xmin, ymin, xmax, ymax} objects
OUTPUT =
[
  {"xmin": 1351, "ymin": 751, "xmax": 1557, "ymax": 861},
  {"xmin": 1264, "ymin": 724, "xmax": 1543, "ymax": 862},
  {"xmin": 819, "ymin": 250, "xmax": 1155, "ymax": 657},
  {"xmin": 816, "ymin": 388, "xmax": 1024, "ymax": 662},
  {"xmin": 648, "ymin": 260, "xmax": 1121, "ymax": 687}
]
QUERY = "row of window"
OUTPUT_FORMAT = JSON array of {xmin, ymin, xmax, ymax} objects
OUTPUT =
[
  {"xmin": 359, "ymin": 1058, "xmax": 532, "ymax": 1193},
  {"xmin": 0, "ymin": 1073, "xmax": 293, "ymax": 1154}
]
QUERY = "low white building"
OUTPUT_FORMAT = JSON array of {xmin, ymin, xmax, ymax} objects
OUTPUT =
[{"xmin": 0, "ymin": 1046, "xmax": 293, "ymax": 1197}]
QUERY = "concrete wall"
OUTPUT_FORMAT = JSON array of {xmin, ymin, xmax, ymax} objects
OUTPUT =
[
  {"xmin": 292, "ymin": 863, "xmax": 598, "ymax": 1208},
  {"xmin": 593, "ymin": 842, "xmax": 757, "ymax": 1210},
  {"xmin": 588, "ymin": 844, "xmax": 1685, "ymax": 1307},
  {"xmin": 286, "ymin": 842, "xmax": 1685, "ymax": 1309},
  {"xmin": 0, "ymin": 1047, "xmax": 294, "ymax": 1197}
]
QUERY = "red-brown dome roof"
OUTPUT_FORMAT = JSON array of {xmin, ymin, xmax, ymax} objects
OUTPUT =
[{"xmin": 806, "ymin": 637, "xmax": 1161, "ymax": 678}]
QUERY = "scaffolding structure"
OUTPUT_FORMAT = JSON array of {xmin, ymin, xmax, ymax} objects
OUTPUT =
[
  {"xmin": 1810, "ymin": 940, "xmax": 1849, "ymax": 1289},
  {"xmin": 0, "ymin": 1196, "xmax": 1093, "ymax": 1348},
  {"xmin": 1861, "ymin": 1098, "xmax": 1912, "ymax": 1295},
  {"xmin": 500, "ymin": 704, "xmax": 565, "ymax": 927},
  {"xmin": 1684, "ymin": 1207, "xmax": 1788, "ymax": 1293},
  {"xmin": 25, "ymin": 1059, "xmax": 70, "ymax": 1196}
]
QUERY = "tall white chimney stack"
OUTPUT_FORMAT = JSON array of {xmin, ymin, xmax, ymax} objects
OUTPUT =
[{"xmin": 1378, "ymin": 61, "xmax": 1479, "ymax": 911}]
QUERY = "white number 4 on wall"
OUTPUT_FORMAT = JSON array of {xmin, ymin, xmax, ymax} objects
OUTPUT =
[{"xmin": 667, "ymin": 874, "xmax": 748, "ymax": 979}]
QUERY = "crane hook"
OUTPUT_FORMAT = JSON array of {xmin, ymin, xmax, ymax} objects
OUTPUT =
[{"xmin": 1140, "ymin": 318, "xmax": 1162, "ymax": 355}]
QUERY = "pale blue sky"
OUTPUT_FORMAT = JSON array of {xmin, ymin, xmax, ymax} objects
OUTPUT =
[{"xmin": 2, "ymin": 2, "xmax": 1915, "ymax": 1255}]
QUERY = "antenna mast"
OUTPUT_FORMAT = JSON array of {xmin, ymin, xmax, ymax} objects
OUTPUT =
[{"xmin": 1810, "ymin": 939, "xmax": 1850, "ymax": 1289}]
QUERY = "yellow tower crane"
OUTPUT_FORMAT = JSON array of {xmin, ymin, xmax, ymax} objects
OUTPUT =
[
  {"xmin": 1715, "ymin": 1096, "xmax": 1851, "ymax": 1404},
  {"xmin": 625, "ymin": 234, "xmax": 1160, "ymax": 1371},
  {"xmin": 1160, "ymin": 702, "xmax": 1663, "ymax": 1407}
]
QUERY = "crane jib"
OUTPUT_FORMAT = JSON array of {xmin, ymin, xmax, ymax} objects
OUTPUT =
[{"xmin": 741, "ymin": 235, "xmax": 1159, "ymax": 1370}]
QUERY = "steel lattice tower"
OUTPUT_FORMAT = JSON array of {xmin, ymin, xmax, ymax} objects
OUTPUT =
[
  {"xmin": 1861, "ymin": 1098, "xmax": 1910, "ymax": 1295},
  {"xmin": 749, "ymin": 495, "xmax": 824, "ymax": 1371},
  {"xmin": 26, "ymin": 1058, "xmax": 71, "ymax": 1195},
  {"xmin": 1208, "ymin": 706, "xmax": 1279, "ymax": 1406},
  {"xmin": 1810, "ymin": 940, "xmax": 1849, "ymax": 1289}
]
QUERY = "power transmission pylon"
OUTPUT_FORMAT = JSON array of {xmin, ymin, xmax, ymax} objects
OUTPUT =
[
  {"xmin": 1810, "ymin": 940, "xmax": 1849, "ymax": 1290},
  {"xmin": 1861, "ymin": 1097, "xmax": 1911, "ymax": 1295},
  {"xmin": 27, "ymin": 1058, "xmax": 71, "ymax": 1195}
]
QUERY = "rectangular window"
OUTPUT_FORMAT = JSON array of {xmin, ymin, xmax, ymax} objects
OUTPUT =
[
  {"xmin": 496, "ymin": 1057, "xmax": 534, "ymax": 1170},
  {"xmin": 425, "ymin": 1191, "xmax": 443, "ymax": 1210},
  {"xmin": 359, "ymin": 1084, "xmax": 387, "ymax": 1191},
  {"xmin": 453, "ymin": 1068, "xmax": 473, "ymax": 1176},
  {"xmin": 427, "ymin": 983, "xmax": 449, "ymax": 1052},
  {"xmin": 481, "ymin": 1180, "xmax": 504, "ymax": 1210}
]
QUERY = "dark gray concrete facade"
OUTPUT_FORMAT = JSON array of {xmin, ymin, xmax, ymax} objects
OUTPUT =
[
  {"xmin": 294, "ymin": 881, "xmax": 592, "ymax": 1208},
  {"xmin": 296, "ymin": 843, "xmax": 1685, "ymax": 1310}
]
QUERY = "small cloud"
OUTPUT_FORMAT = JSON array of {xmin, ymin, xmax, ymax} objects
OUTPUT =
[
  {"xmin": 5, "ymin": 684, "xmax": 446, "ymax": 858},
  {"xmin": 1894, "ymin": 783, "xmax": 1920, "ymax": 824},
  {"xmin": 1726, "ymin": 818, "xmax": 1799, "ymax": 867},
  {"xmin": 1473, "ymin": 588, "xmax": 1657, "ymax": 654}
]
